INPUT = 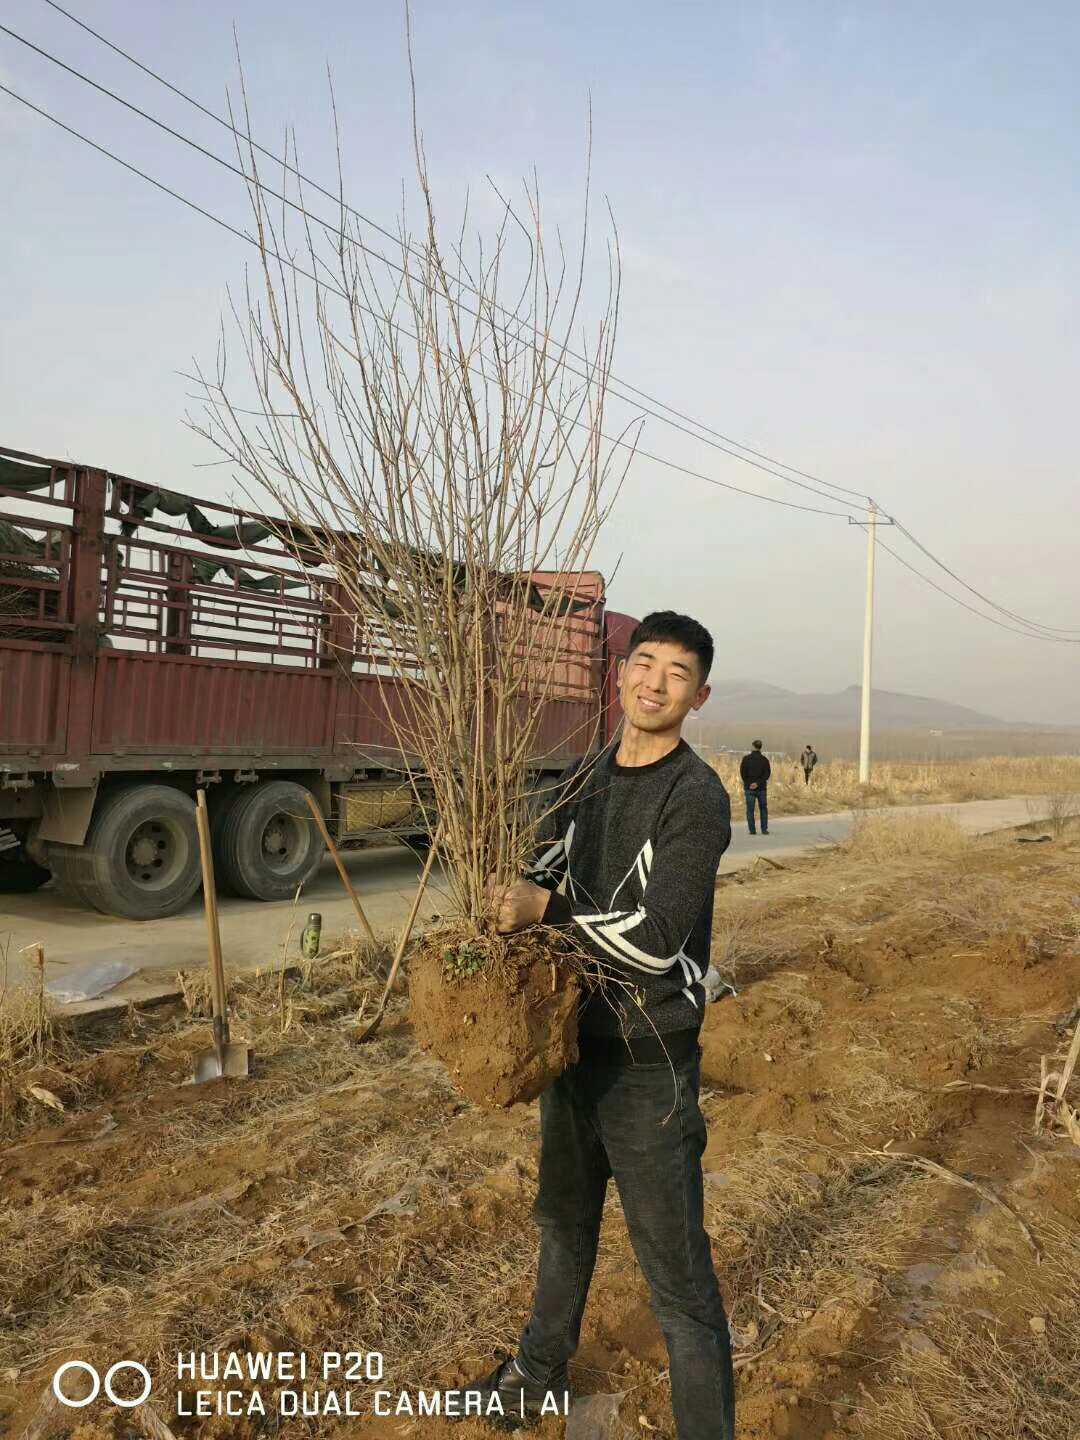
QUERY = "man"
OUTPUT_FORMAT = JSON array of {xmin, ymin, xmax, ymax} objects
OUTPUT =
[
  {"xmin": 800, "ymin": 743, "xmax": 818, "ymax": 786},
  {"xmin": 739, "ymin": 738, "xmax": 770, "ymax": 835},
  {"xmin": 476, "ymin": 612, "xmax": 736, "ymax": 1440}
]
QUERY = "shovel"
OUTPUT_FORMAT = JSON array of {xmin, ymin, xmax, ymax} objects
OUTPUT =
[
  {"xmin": 305, "ymin": 790, "xmax": 377, "ymax": 945},
  {"xmin": 357, "ymin": 828, "xmax": 441, "ymax": 1043},
  {"xmin": 193, "ymin": 790, "xmax": 251, "ymax": 1082}
]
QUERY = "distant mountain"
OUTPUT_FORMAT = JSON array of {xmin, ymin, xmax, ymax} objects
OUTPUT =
[{"xmin": 706, "ymin": 681, "xmax": 1004, "ymax": 730}]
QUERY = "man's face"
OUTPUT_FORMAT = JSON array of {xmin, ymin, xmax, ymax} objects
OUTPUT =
[{"xmin": 618, "ymin": 640, "xmax": 711, "ymax": 735}]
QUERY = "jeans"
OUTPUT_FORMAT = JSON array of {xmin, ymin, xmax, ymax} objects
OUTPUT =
[
  {"xmin": 744, "ymin": 785, "xmax": 767, "ymax": 832},
  {"xmin": 517, "ymin": 1052, "xmax": 735, "ymax": 1440}
]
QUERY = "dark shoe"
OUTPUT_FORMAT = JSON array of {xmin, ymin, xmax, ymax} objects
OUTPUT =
[
  {"xmin": 452, "ymin": 1357, "xmax": 571, "ymax": 1428},
  {"xmin": 762, "ymin": 829, "xmax": 769, "ymax": 834},
  {"xmin": 748, "ymin": 829, "xmax": 756, "ymax": 836}
]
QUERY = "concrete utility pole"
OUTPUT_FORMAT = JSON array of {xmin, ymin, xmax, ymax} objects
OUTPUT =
[{"xmin": 858, "ymin": 501, "xmax": 877, "ymax": 784}]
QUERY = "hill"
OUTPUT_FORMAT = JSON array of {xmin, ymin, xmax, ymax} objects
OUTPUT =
[{"xmin": 708, "ymin": 681, "xmax": 1004, "ymax": 730}]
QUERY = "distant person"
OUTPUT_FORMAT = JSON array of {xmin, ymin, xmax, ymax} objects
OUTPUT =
[
  {"xmin": 739, "ymin": 739, "xmax": 770, "ymax": 835},
  {"xmin": 800, "ymin": 744, "xmax": 818, "ymax": 786}
]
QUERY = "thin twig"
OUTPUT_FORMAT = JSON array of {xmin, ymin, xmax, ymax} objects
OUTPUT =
[
  {"xmin": 186, "ymin": 42, "xmax": 627, "ymax": 939},
  {"xmin": 754, "ymin": 854, "xmax": 787, "ymax": 872}
]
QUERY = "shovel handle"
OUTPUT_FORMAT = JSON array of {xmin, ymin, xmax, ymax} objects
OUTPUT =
[
  {"xmin": 305, "ymin": 792, "xmax": 377, "ymax": 945},
  {"xmin": 358, "ymin": 828, "xmax": 441, "ymax": 1043},
  {"xmin": 195, "ymin": 791, "xmax": 228, "ymax": 1039}
]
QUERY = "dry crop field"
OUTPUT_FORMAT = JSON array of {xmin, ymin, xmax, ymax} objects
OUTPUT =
[
  {"xmin": 708, "ymin": 753, "xmax": 1080, "ymax": 818},
  {"xmin": 1, "ymin": 813, "xmax": 1078, "ymax": 1440},
  {"xmin": 702, "ymin": 726, "xmax": 1080, "ymax": 763}
]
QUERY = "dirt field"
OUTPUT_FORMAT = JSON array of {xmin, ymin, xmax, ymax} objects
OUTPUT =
[{"xmin": 1, "ymin": 815, "xmax": 1078, "ymax": 1440}]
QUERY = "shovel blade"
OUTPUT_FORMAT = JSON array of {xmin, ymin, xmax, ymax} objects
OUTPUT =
[{"xmin": 192, "ymin": 1043, "xmax": 251, "ymax": 1084}]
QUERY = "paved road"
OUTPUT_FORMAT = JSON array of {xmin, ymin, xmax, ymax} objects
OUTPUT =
[
  {"xmin": 719, "ymin": 794, "xmax": 1041, "ymax": 872},
  {"xmin": 1, "ymin": 795, "xmax": 1041, "ymax": 1017},
  {"xmin": 2, "ymin": 844, "xmax": 450, "ymax": 1019}
]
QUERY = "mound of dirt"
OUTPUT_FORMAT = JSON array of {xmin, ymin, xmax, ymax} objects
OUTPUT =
[{"xmin": 410, "ymin": 932, "xmax": 579, "ymax": 1108}]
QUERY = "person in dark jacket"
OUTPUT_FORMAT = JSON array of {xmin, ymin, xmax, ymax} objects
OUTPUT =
[
  {"xmin": 800, "ymin": 744, "xmax": 818, "ymax": 786},
  {"xmin": 739, "ymin": 739, "xmax": 770, "ymax": 835},
  {"xmin": 476, "ymin": 612, "xmax": 736, "ymax": 1440}
]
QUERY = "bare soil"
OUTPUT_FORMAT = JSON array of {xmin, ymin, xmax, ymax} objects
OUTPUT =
[{"xmin": 1, "ymin": 823, "xmax": 1077, "ymax": 1440}]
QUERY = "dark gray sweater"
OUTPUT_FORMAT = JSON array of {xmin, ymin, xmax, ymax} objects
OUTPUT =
[{"xmin": 529, "ymin": 741, "xmax": 732, "ymax": 1039}]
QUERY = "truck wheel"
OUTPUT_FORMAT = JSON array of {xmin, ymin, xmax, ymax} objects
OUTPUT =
[
  {"xmin": 75, "ymin": 784, "xmax": 202, "ymax": 920},
  {"xmin": 0, "ymin": 848, "xmax": 51, "ymax": 893},
  {"xmin": 213, "ymin": 780, "xmax": 323, "ymax": 902}
]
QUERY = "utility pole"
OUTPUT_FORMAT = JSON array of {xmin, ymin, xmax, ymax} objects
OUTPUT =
[{"xmin": 858, "ymin": 502, "xmax": 877, "ymax": 784}]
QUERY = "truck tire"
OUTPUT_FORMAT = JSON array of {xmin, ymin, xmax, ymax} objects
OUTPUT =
[
  {"xmin": 0, "ymin": 848, "xmax": 51, "ymax": 893},
  {"xmin": 213, "ymin": 780, "xmax": 323, "ymax": 902},
  {"xmin": 73, "ymin": 784, "xmax": 202, "ymax": 920}
]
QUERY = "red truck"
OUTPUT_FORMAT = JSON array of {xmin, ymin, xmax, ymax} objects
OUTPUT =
[{"xmin": 0, "ymin": 444, "xmax": 636, "ymax": 919}]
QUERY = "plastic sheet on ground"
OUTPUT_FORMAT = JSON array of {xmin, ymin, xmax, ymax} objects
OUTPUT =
[{"xmin": 45, "ymin": 958, "xmax": 139, "ymax": 1003}]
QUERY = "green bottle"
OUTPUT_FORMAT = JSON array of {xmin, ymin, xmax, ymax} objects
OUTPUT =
[{"xmin": 301, "ymin": 912, "xmax": 322, "ymax": 959}]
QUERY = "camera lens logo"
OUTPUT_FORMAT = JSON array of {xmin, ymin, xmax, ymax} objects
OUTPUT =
[{"xmin": 52, "ymin": 1361, "xmax": 152, "ymax": 1409}]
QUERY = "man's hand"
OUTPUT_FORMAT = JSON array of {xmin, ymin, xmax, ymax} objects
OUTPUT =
[{"xmin": 487, "ymin": 878, "xmax": 552, "ymax": 934}]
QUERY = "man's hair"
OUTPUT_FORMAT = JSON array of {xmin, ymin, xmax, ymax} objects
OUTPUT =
[
  {"xmin": 627, "ymin": 611, "xmax": 713, "ymax": 681},
  {"xmin": 752, "ymin": 739, "xmax": 763, "ymax": 750}
]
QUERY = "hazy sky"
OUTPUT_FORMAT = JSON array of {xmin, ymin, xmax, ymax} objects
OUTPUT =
[{"xmin": 3, "ymin": 1, "xmax": 1078, "ymax": 723}]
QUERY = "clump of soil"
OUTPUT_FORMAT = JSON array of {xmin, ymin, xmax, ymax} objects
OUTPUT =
[{"xmin": 410, "ymin": 928, "xmax": 579, "ymax": 1108}]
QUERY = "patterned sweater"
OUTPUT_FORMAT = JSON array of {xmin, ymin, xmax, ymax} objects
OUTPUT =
[{"xmin": 529, "ymin": 741, "xmax": 732, "ymax": 1039}]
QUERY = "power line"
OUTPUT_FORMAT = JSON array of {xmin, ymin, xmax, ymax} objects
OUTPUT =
[
  {"xmin": 880, "ymin": 512, "xmax": 1080, "ymax": 638},
  {"xmin": 876, "ymin": 536, "xmax": 1080, "ymax": 645},
  {"xmin": 31, "ymin": 0, "xmax": 870, "ymax": 507},
  {"xmin": 32, "ymin": 0, "xmax": 1080, "ymax": 639},
  {"xmin": 4, "ymin": 40, "xmax": 1077, "ymax": 642},
  {"xmin": 2, "ymin": 15, "xmax": 858, "ymax": 513},
  {"xmin": 0, "ymin": 79, "xmax": 851, "ymax": 519}
]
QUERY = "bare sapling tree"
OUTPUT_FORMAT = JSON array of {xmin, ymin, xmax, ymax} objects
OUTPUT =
[
  {"xmin": 1043, "ymin": 791, "xmax": 1080, "ymax": 840},
  {"xmin": 191, "ymin": 57, "xmax": 634, "ymax": 936}
]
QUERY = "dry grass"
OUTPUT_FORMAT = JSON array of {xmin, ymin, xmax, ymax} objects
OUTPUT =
[
  {"xmin": 822, "ymin": 1046, "xmax": 936, "ymax": 1143},
  {"xmin": 703, "ymin": 1135, "xmax": 932, "ymax": 1326},
  {"xmin": 0, "ymin": 941, "xmax": 54, "ymax": 1063},
  {"xmin": 752, "ymin": 971, "xmax": 825, "ymax": 1028},
  {"xmin": 0, "ymin": 932, "xmax": 401, "ymax": 1154},
  {"xmin": 709, "ymin": 754, "xmax": 1080, "ymax": 817},
  {"xmin": 0, "ymin": 982, "xmax": 52, "ymax": 1071},
  {"xmin": 716, "ymin": 820, "xmax": 1080, "ymax": 966},
  {"xmin": 841, "ymin": 810, "xmax": 973, "ymax": 864},
  {"xmin": 174, "ymin": 931, "xmax": 395, "ymax": 1037},
  {"xmin": 853, "ymin": 1222, "xmax": 1080, "ymax": 1440},
  {"xmin": 856, "ymin": 1320, "xmax": 1080, "ymax": 1440},
  {"xmin": 1028, "ymin": 788, "xmax": 1080, "ymax": 839},
  {"xmin": 0, "ymin": 936, "xmax": 521, "ymax": 1398},
  {"xmin": 0, "ymin": 939, "xmax": 75, "ymax": 1137},
  {"xmin": 0, "ymin": 1046, "xmax": 461, "ymax": 1372},
  {"xmin": 343, "ymin": 1202, "xmax": 528, "ymax": 1386},
  {"xmin": 709, "ymin": 894, "xmax": 823, "ymax": 988},
  {"xmin": 708, "ymin": 911, "xmax": 777, "ymax": 987}
]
